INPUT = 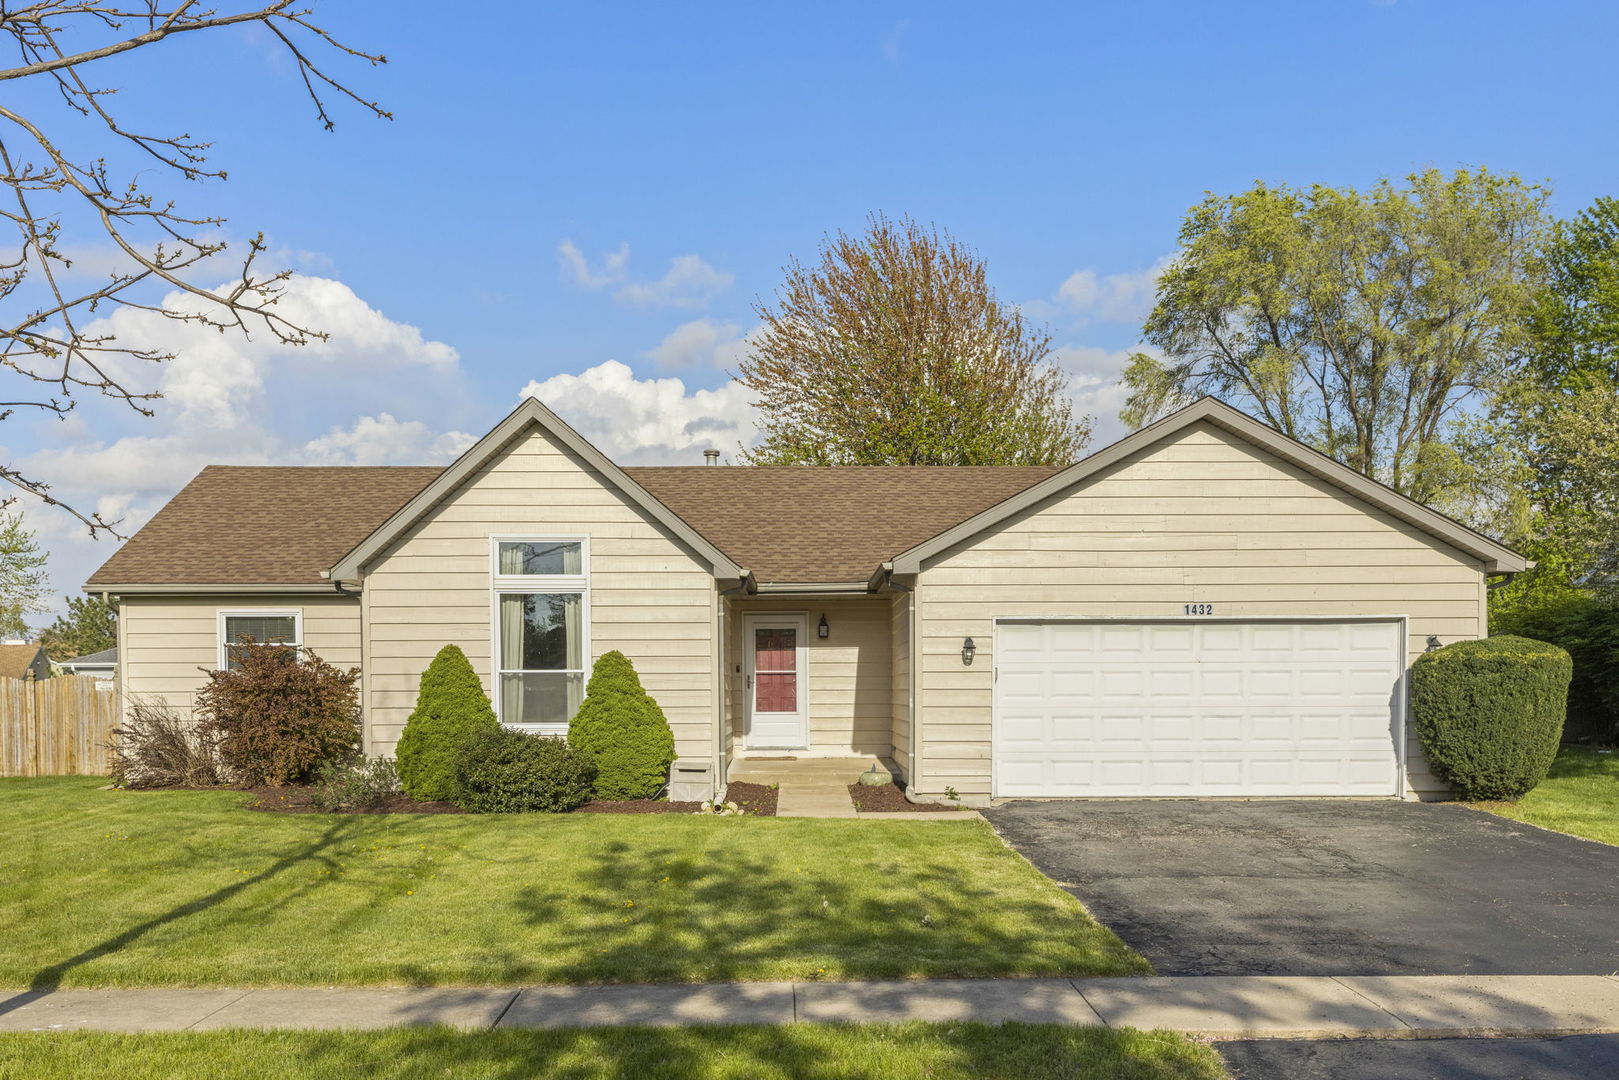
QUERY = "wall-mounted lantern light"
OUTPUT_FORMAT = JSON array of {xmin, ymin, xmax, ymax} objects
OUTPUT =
[
  {"xmin": 818, "ymin": 614, "xmax": 830, "ymax": 639},
  {"xmin": 961, "ymin": 636, "xmax": 976, "ymax": 665},
  {"xmin": 1425, "ymin": 635, "xmax": 1442, "ymax": 652}
]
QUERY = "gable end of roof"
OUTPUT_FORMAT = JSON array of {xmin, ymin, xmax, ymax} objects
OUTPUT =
[
  {"xmin": 327, "ymin": 398, "xmax": 745, "ymax": 581},
  {"xmin": 889, "ymin": 398, "xmax": 1528, "ymax": 575}
]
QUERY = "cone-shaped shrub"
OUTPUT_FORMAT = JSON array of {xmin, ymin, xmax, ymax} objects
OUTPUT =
[
  {"xmin": 567, "ymin": 650, "xmax": 676, "ymax": 800},
  {"xmin": 397, "ymin": 644, "xmax": 500, "ymax": 801},
  {"xmin": 1411, "ymin": 634, "xmax": 1571, "ymax": 801}
]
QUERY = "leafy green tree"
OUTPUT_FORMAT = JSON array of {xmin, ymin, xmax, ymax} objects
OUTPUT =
[
  {"xmin": 736, "ymin": 213, "xmax": 1092, "ymax": 465},
  {"xmin": 567, "ymin": 651, "xmax": 676, "ymax": 800},
  {"xmin": 1500, "ymin": 198, "xmax": 1619, "ymax": 600},
  {"xmin": 39, "ymin": 595, "xmax": 117, "ymax": 662},
  {"xmin": 1125, "ymin": 168, "xmax": 1550, "ymax": 513},
  {"xmin": 0, "ymin": 513, "xmax": 49, "ymax": 639},
  {"xmin": 396, "ymin": 645, "xmax": 500, "ymax": 802}
]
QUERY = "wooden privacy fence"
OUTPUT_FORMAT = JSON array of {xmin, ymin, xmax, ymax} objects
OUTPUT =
[{"xmin": 0, "ymin": 675, "xmax": 120, "ymax": 777}]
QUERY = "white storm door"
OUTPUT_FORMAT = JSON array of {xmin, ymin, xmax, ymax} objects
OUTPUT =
[{"xmin": 743, "ymin": 614, "xmax": 809, "ymax": 750}]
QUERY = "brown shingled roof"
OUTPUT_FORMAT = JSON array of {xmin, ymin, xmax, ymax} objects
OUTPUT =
[
  {"xmin": 625, "ymin": 466, "xmax": 1059, "ymax": 582},
  {"xmin": 87, "ymin": 466, "xmax": 444, "ymax": 586},
  {"xmin": 0, "ymin": 643, "xmax": 45, "ymax": 679},
  {"xmin": 87, "ymin": 463, "xmax": 1058, "ymax": 588}
]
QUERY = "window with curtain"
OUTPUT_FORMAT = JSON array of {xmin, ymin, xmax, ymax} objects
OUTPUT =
[
  {"xmin": 218, "ymin": 611, "xmax": 301, "ymax": 671},
  {"xmin": 493, "ymin": 538, "xmax": 587, "ymax": 731}
]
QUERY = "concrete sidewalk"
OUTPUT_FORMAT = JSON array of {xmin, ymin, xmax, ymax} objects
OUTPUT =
[{"xmin": 5, "ymin": 975, "xmax": 1619, "ymax": 1038}]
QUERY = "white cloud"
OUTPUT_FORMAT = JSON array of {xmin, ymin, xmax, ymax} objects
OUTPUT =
[
  {"xmin": 647, "ymin": 318, "xmax": 757, "ymax": 370},
  {"xmin": 616, "ymin": 254, "xmax": 734, "ymax": 309},
  {"xmin": 15, "ymin": 275, "xmax": 476, "ymax": 604},
  {"xmin": 1050, "ymin": 343, "xmax": 1161, "ymax": 446},
  {"xmin": 520, "ymin": 360, "xmax": 757, "ymax": 465},
  {"xmin": 301, "ymin": 413, "xmax": 475, "ymax": 466},
  {"xmin": 1045, "ymin": 255, "xmax": 1174, "ymax": 327},
  {"xmin": 557, "ymin": 240, "xmax": 630, "ymax": 288},
  {"xmin": 557, "ymin": 241, "xmax": 733, "ymax": 309}
]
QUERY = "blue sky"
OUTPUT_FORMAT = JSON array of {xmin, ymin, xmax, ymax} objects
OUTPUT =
[{"xmin": 10, "ymin": 0, "xmax": 1619, "ymax": 604}]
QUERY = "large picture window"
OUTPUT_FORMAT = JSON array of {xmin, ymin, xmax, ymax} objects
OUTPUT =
[{"xmin": 492, "ymin": 537, "xmax": 587, "ymax": 732}]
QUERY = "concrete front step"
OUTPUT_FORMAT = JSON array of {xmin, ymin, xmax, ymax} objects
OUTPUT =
[{"xmin": 7, "ymin": 975, "xmax": 1619, "ymax": 1037}]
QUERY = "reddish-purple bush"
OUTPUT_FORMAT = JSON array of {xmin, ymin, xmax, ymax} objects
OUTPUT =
[{"xmin": 195, "ymin": 639, "xmax": 361, "ymax": 785}]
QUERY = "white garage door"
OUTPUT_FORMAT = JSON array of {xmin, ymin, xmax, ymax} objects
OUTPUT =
[{"xmin": 993, "ymin": 619, "xmax": 1403, "ymax": 798}]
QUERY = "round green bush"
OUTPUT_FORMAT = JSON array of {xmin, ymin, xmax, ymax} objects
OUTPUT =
[
  {"xmin": 1411, "ymin": 634, "xmax": 1572, "ymax": 800},
  {"xmin": 453, "ymin": 727, "xmax": 596, "ymax": 813},
  {"xmin": 396, "ymin": 644, "xmax": 500, "ymax": 802},
  {"xmin": 567, "ymin": 650, "xmax": 676, "ymax": 800}
]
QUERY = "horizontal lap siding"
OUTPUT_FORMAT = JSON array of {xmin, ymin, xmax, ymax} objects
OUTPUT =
[
  {"xmin": 119, "ymin": 594, "xmax": 361, "ymax": 717},
  {"xmin": 362, "ymin": 428, "xmax": 715, "ymax": 759},
  {"xmin": 915, "ymin": 422, "xmax": 1488, "ymax": 800},
  {"xmin": 726, "ymin": 597, "xmax": 893, "ymax": 756}
]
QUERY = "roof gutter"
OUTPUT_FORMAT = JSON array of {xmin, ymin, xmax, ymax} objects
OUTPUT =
[
  {"xmin": 749, "ymin": 580, "xmax": 872, "ymax": 595},
  {"xmin": 82, "ymin": 583, "xmax": 342, "ymax": 596}
]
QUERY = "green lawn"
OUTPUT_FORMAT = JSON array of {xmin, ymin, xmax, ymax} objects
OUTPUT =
[
  {"xmin": 0, "ymin": 777, "xmax": 1146, "ymax": 989},
  {"xmin": 1472, "ymin": 746, "xmax": 1619, "ymax": 845},
  {"xmin": 0, "ymin": 1024, "xmax": 1226, "ymax": 1080}
]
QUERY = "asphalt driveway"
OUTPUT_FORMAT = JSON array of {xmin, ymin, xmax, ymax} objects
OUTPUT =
[{"xmin": 983, "ymin": 800, "xmax": 1619, "ymax": 976}]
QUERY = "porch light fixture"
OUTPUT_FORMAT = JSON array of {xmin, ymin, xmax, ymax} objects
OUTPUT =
[
  {"xmin": 961, "ymin": 637, "xmax": 976, "ymax": 665},
  {"xmin": 818, "ymin": 614, "xmax": 830, "ymax": 639}
]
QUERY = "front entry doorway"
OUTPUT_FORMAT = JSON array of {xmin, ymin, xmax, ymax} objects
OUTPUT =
[{"xmin": 742, "ymin": 613, "xmax": 809, "ymax": 750}]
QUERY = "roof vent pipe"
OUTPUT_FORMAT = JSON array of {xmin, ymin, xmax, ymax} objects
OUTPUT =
[{"xmin": 703, "ymin": 449, "xmax": 720, "ymax": 465}]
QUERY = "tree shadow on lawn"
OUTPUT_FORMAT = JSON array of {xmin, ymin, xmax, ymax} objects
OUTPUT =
[
  {"xmin": 276, "ymin": 1024, "xmax": 1212, "ymax": 1080},
  {"xmin": 0, "ymin": 815, "xmax": 369, "ymax": 1014},
  {"xmin": 435, "ymin": 830, "xmax": 1144, "ymax": 986}
]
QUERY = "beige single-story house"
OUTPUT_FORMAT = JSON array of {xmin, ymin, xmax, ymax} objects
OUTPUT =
[{"xmin": 86, "ymin": 396, "xmax": 1526, "ymax": 804}]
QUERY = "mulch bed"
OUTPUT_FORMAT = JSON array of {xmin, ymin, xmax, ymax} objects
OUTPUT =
[
  {"xmin": 241, "ymin": 786, "xmax": 464, "ymax": 814},
  {"xmin": 725, "ymin": 780, "xmax": 778, "ymax": 816},
  {"xmin": 145, "ymin": 780, "xmax": 782, "ymax": 817},
  {"xmin": 847, "ymin": 781, "xmax": 961, "ymax": 813}
]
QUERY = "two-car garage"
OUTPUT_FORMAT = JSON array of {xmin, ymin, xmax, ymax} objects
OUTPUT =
[{"xmin": 992, "ymin": 618, "xmax": 1406, "ymax": 798}]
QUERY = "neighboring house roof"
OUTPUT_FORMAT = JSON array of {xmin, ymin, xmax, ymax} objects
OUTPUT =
[
  {"xmin": 86, "ymin": 466, "xmax": 443, "ymax": 588},
  {"xmin": 889, "ymin": 398, "xmax": 1530, "ymax": 575},
  {"xmin": 0, "ymin": 643, "xmax": 47, "ymax": 679},
  {"xmin": 86, "ymin": 396, "xmax": 1529, "ymax": 590},
  {"xmin": 626, "ymin": 466, "xmax": 1058, "ymax": 583},
  {"xmin": 61, "ymin": 647, "xmax": 118, "ymax": 668}
]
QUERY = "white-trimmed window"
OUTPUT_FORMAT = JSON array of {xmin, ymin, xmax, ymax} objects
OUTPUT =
[
  {"xmin": 217, "ymin": 609, "xmax": 302, "ymax": 671},
  {"xmin": 491, "ymin": 537, "xmax": 588, "ymax": 733}
]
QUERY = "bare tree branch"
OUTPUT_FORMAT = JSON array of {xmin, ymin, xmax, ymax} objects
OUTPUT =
[{"xmin": 0, "ymin": 1, "xmax": 387, "ymax": 536}]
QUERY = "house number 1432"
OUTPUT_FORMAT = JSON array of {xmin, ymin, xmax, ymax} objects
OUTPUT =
[{"xmin": 1183, "ymin": 603, "xmax": 1214, "ymax": 615}]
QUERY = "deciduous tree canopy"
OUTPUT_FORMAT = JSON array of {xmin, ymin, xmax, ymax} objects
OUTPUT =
[
  {"xmin": 736, "ymin": 214, "xmax": 1091, "ymax": 466},
  {"xmin": 1124, "ymin": 168, "xmax": 1549, "ymax": 512}
]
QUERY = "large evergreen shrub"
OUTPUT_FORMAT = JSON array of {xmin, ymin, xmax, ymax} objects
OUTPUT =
[
  {"xmin": 453, "ymin": 728, "xmax": 596, "ymax": 813},
  {"xmin": 1411, "ymin": 635, "xmax": 1572, "ymax": 800},
  {"xmin": 396, "ymin": 644, "xmax": 500, "ymax": 801},
  {"xmin": 567, "ymin": 651, "xmax": 676, "ymax": 800}
]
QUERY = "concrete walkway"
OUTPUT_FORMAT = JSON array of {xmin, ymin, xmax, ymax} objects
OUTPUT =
[{"xmin": 6, "ymin": 976, "xmax": 1619, "ymax": 1038}]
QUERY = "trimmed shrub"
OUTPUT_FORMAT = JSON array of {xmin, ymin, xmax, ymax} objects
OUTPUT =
[
  {"xmin": 194, "ymin": 641, "xmax": 361, "ymax": 786},
  {"xmin": 1493, "ymin": 595, "xmax": 1619, "ymax": 745},
  {"xmin": 567, "ymin": 651, "xmax": 676, "ymax": 800},
  {"xmin": 453, "ymin": 727, "xmax": 596, "ymax": 813},
  {"xmin": 396, "ymin": 644, "xmax": 500, "ymax": 802},
  {"xmin": 1411, "ymin": 634, "xmax": 1573, "ymax": 800}
]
